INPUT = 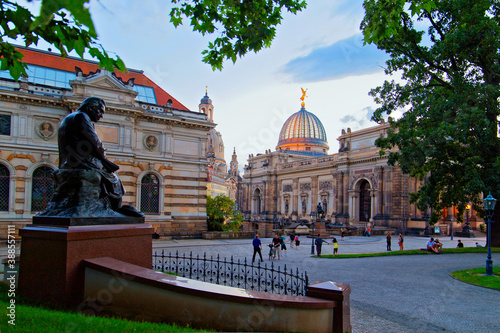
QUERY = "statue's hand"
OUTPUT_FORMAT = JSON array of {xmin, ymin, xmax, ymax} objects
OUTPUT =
[{"xmin": 101, "ymin": 158, "xmax": 119, "ymax": 172}]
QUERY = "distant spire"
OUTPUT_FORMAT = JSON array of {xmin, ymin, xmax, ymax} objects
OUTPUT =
[{"xmin": 230, "ymin": 147, "xmax": 239, "ymax": 177}]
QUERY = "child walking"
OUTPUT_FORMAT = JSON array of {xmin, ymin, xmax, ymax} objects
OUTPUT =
[{"xmin": 332, "ymin": 237, "xmax": 339, "ymax": 255}]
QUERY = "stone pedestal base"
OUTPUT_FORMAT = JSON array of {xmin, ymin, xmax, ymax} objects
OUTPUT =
[
  {"xmin": 307, "ymin": 281, "xmax": 352, "ymax": 333},
  {"xmin": 455, "ymin": 231, "xmax": 476, "ymax": 238},
  {"xmin": 18, "ymin": 223, "xmax": 153, "ymax": 308},
  {"xmin": 314, "ymin": 219, "xmax": 329, "ymax": 238}
]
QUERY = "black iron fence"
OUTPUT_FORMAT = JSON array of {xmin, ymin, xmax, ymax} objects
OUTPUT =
[{"xmin": 152, "ymin": 250, "xmax": 309, "ymax": 296}]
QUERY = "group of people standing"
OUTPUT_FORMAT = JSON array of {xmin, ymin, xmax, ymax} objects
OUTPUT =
[
  {"xmin": 386, "ymin": 232, "xmax": 405, "ymax": 251},
  {"xmin": 252, "ymin": 228, "xmax": 351, "ymax": 262},
  {"xmin": 252, "ymin": 232, "xmax": 302, "ymax": 263}
]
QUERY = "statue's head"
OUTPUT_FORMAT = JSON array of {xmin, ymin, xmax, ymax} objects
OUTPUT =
[{"xmin": 79, "ymin": 97, "xmax": 106, "ymax": 122}]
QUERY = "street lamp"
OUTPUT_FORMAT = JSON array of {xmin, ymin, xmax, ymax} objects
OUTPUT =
[
  {"xmin": 310, "ymin": 212, "xmax": 316, "ymax": 255},
  {"xmin": 450, "ymin": 216, "xmax": 454, "ymax": 241},
  {"xmin": 483, "ymin": 193, "xmax": 497, "ymax": 277}
]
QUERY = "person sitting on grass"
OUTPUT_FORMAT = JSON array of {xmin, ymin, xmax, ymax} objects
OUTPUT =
[
  {"xmin": 434, "ymin": 238, "xmax": 443, "ymax": 251},
  {"xmin": 456, "ymin": 239, "xmax": 464, "ymax": 248},
  {"xmin": 426, "ymin": 237, "xmax": 440, "ymax": 254}
]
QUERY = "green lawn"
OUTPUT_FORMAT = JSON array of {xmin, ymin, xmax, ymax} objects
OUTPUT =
[
  {"xmin": 450, "ymin": 266, "xmax": 500, "ymax": 290},
  {"xmin": 317, "ymin": 247, "xmax": 500, "ymax": 259},
  {"xmin": 0, "ymin": 283, "xmax": 212, "ymax": 333}
]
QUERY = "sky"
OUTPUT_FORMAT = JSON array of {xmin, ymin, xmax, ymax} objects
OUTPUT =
[{"xmin": 21, "ymin": 0, "xmax": 395, "ymax": 169}]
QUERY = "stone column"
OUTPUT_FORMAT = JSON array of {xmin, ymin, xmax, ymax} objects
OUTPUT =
[
  {"xmin": 277, "ymin": 179, "xmax": 282, "ymax": 219},
  {"xmin": 311, "ymin": 175, "xmax": 318, "ymax": 213},
  {"xmin": 348, "ymin": 190, "xmax": 357, "ymax": 224},
  {"xmin": 369, "ymin": 189, "xmax": 377, "ymax": 224},
  {"xmin": 384, "ymin": 166, "xmax": 393, "ymax": 219},
  {"xmin": 262, "ymin": 181, "xmax": 267, "ymax": 218},
  {"xmin": 376, "ymin": 166, "xmax": 384, "ymax": 216},
  {"xmin": 292, "ymin": 178, "xmax": 299, "ymax": 220},
  {"xmin": 337, "ymin": 172, "xmax": 344, "ymax": 215},
  {"xmin": 343, "ymin": 172, "xmax": 350, "ymax": 218}
]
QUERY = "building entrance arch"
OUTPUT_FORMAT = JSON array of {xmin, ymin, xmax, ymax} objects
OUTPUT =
[{"xmin": 359, "ymin": 180, "xmax": 371, "ymax": 222}]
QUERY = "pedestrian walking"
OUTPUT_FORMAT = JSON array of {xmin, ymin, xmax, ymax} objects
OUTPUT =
[
  {"xmin": 252, "ymin": 234, "xmax": 263, "ymax": 263},
  {"xmin": 272, "ymin": 234, "xmax": 281, "ymax": 259},
  {"xmin": 289, "ymin": 232, "xmax": 295, "ymax": 248},
  {"xmin": 332, "ymin": 237, "xmax": 339, "ymax": 255},
  {"xmin": 341, "ymin": 227, "xmax": 346, "ymax": 241},
  {"xmin": 386, "ymin": 231, "xmax": 392, "ymax": 251},
  {"xmin": 295, "ymin": 235, "xmax": 300, "ymax": 249},
  {"xmin": 281, "ymin": 233, "xmax": 287, "ymax": 256},
  {"xmin": 314, "ymin": 234, "xmax": 328, "ymax": 257}
]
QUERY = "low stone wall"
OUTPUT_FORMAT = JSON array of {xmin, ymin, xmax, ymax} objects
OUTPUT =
[
  {"xmin": 201, "ymin": 231, "xmax": 254, "ymax": 239},
  {"xmin": 83, "ymin": 257, "xmax": 351, "ymax": 333}
]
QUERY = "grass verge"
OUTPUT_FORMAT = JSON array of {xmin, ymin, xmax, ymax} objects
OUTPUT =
[
  {"xmin": 0, "ymin": 283, "xmax": 212, "ymax": 332},
  {"xmin": 450, "ymin": 266, "xmax": 500, "ymax": 290},
  {"xmin": 317, "ymin": 247, "xmax": 500, "ymax": 259}
]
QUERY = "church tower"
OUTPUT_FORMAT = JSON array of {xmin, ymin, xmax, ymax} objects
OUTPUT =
[
  {"xmin": 199, "ymin": 88, "xmax": 214, "ymax": 123},
  {"xmin": 229, "ymin": 148, "xmax": 239, "ymax": 177}
]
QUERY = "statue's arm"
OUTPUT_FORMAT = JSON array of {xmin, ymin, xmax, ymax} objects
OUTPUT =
[{"xmin": 76, "ymin": 113, "xmax": 118, "ymax": 172}]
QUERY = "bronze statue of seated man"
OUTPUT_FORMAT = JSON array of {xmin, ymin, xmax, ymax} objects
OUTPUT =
[{"xmin": 41, "ymin": 97, "xmax": 143, "ymax": 218}]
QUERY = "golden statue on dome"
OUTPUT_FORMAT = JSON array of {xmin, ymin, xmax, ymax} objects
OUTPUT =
[{"xmin": 300, "ymin": 88, "xmax": 308, "ymax": 107}]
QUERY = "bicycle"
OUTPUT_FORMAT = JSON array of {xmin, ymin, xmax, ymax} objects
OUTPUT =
[{"xmin": 268, "ymin": 244, "xmax": 274, "ymax": 260}]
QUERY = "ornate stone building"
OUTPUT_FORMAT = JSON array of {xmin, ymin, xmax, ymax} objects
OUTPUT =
[
  {"xmin": 199, "ymin": 90, "xmax": 240, "ymax": 201},
  {"xmin": 238, "ymin": 100, "xmax": 483, "ymax": 234},
  {"xmin": 0, "ymin": 47, "xmax": 212, "ymax": 238}
]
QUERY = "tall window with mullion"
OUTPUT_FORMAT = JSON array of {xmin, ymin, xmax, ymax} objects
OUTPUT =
[
  {"xmin": 0, "ymin": 164, "xmax": 9, "ymax": 211},
  {"xmin": 140, "ymin": 174, "xmax": 160, "ymax": 214},
  {"xmin": 31, "ymin": 166, "xmax": 54, "ymax": 212}
]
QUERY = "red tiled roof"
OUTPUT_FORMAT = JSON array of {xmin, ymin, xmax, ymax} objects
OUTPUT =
[{"xmin": 17, "ymin": 47, "xmax": 189, "ymax": 110}]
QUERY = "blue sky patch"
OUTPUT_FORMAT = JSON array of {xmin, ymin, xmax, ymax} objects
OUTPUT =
[{"xmin": 284, "ymin": 34, "xmax": 389, "ymax": 82}]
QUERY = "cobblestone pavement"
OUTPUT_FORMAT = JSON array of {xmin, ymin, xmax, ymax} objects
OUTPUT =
[{"xmin": 2, "ymin": 234, "xmax": 499, "ymax": 332}]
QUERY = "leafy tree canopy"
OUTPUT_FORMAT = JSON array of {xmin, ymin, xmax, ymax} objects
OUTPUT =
[
  {"xmin": 361, "ymin": 0, "xmax": 500, "ymax": 223},
  {"xmin": 0, "ymin": 0, "xmax": 126, "ymax": 80},
  {"xmin": 0, "ymin": 0, "xmax": 306, "ymax": 80},
  {"xmin": 206, "ymin": 195, "xmax": 243, "ymax": 232}
]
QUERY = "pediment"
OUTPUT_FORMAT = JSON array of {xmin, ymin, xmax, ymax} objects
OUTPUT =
[
  {"xmin": 80, "ymin": 69, "xmax": 134, "ymax": 91},
  {"xmin": 70, "ymin": 68, "xmax": 139, "ymax": 106}
]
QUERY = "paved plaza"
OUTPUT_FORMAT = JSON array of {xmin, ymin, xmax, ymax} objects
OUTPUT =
[
  {"xmin": 153, "ymin": 234, "xmax": 500, "ymax": 333},
  {"xmin": 2, "ymin": 234, "xmax": 499, "ymax": 332}
]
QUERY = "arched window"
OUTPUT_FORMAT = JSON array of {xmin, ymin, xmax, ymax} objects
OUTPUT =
[
  {"xmin": 141, "ymin": 174, "xmax": 160, "ymax": 214},
  {"xmin": 31, "ymin": 166, "xmax": 54, "ymax": 212},
  {"xmin": 0, "ymin": 164, "xmax": 9, "ymax": 211},
  {"xmin": 253, "ymin": 188, "xmax": 261, "ymax": 215}
]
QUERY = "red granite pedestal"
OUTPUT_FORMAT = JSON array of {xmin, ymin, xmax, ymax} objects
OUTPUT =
[
  {"xmin": 18, "ymin": 222, "xmax": 153, "ymax": 308},
  {"xmin": 307, "ymin": 281, "xmax": 352, "ymax": 333},
  {"xmin": 314, "ymin": 219, "xmax": 330, "ymax": 238}
]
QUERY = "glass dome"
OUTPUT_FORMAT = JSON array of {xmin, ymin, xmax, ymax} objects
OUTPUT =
[{"xmin": 276, "ymin": 107, "xmax": 329, "ymax": 153}]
